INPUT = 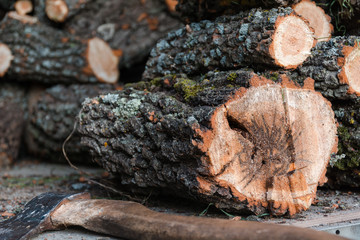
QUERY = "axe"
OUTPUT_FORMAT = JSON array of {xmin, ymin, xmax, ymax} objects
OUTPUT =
[{"xmin": 0, "ymin": 192, "xmax": 346, "ymax": 240}]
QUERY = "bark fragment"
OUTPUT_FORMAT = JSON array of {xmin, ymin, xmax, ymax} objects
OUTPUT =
[
  {"xmin": 26, "ymin": 84, "xmax": 115, "ymax": 163},
  {"xmin": 0, "ymin": 14, "xmax": 119, "ymax": 84},
  {"xmin": 79, "ymin": 74, "xmax": 337, "ymax": 215},
  {"xmin": 143, "ymin": 7, "xmax": 315, "ymax": 80}
]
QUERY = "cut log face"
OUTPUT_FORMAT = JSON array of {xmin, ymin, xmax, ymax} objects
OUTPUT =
[
  {"xmin": 45, "ymin": 0, "xmax": 68, "ymax": 22},
  {"xmin": 292, "ymin": 0, "xmax": 333, "ymax": 42},
  {"xmin": 86, "ymin": 38, "xmax": 119, "ymax": 84},
  {"xmin": 341, "ymin": 44, "xmax": 360, "ymax": 95},
  {"xmin": 15, "ymin": 0, "xmax": 33, "ymax": 16},
  {"xmin": 196, "ymin": 79, "xmax": 337, "ymax": 215},
  {"xmin": 270, "ymin": 15, "xmax": 315, "ymax": 68},
  {"xmin": 0, "ymin": 43, "xmax": 13, "ymax": 77}
]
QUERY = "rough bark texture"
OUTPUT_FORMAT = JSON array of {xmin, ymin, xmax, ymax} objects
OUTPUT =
[
  {"xmin": 79, "ymin": 73, "xmax": 337, "ymax": 216},
  {"xmin": 64, "ymin": 0, "xmax": 183, "ymax": 69},
  {"xmin": 143, "ymin": 7, "xmax": 315, "ymax": 81},
  {"xmin": 26, "ymin": 84, "xmax": 115, "ymax": 163},
  {"xmin": 175, "ymin": 0, "xmax": 300, "ymax": 22},
  {"xmin": 0, "ymin": 84, "xmax": 27, "ymax": 167},
  {"xmin": 0, "ymin": 13, "xmax": 118, "ymax": 84},
  {"xmin": 326, "ymin": 103, "xmax": 360, "ymax": 188},
  {"xmin": 294, "ymin": 36, "xmax": 360, "ymax": 101}
]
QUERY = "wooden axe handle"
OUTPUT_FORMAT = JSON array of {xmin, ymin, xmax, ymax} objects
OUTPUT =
[{"xmin": 50, "ymin": 198, "xmax": 346, "ymax": 240}]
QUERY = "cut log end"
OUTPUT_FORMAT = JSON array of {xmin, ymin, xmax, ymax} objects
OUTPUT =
[
  {"xmin": 86, "ymin": 38, "xmax": 119, "ymax": 84},
  {"xmin": 195, "ymin": 77, "xmax": 337, "ymax": 215},
  {"xmin": 45, "ymin": 0, "xmax": 69, "ymax": 23},
  {"xmin": 15, "ymin": 0, "xmax": 33, "ymax": 16},
  {"xmin": 341, "ymin": 45, "xmax": 360, "ymax": 95},
  {"xmin": 165, "ymin": 0, "xmax": 178, "ymax": 12},
  {"xmin": 293, "ymin": 0, "xmax": 333, "ymax": 42},
  {"xmin": 0, "ymin": 43, "xmax": 14, "ymax": 77},
  {"xmin": 270, "ymin": 15, "xmax": 315, "ymax": 69}
]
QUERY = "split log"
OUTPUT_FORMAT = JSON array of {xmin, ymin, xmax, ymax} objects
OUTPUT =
[
  {"xmin": 25, "ymin": 83, "xmax": 115, "ymax": 163},
  {"xmin": 0, "ymin": 13, "xmax": 119, "ymax": 84},
  {"xmin": 295, "ymin": 36, "xmax": 360, "ymax": 101},
  {"xmin": 78, "ymin": 74, "xmax": 337, "ymax": 216},
  {"xmin": 0, "ymin": 84, "xmax": 27, "ymax": 167},
  {"xmin": 175, "ymin": 0, "xmax": 301, "ymax": 22},
  {"xmin": 143, "ymin": 7, "xmax": 315, "ymax": 80},
  {"xmin": 15, "ymin": 0, "xmax": 33, "ymax": 16},
  {"xmin": 64, "ymin": 0, "xmax": 183, "ymax": 69}
]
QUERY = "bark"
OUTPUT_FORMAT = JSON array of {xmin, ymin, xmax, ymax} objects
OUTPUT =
[
  {"xmin": 0, "ymin": 13, "xmax": 119, "ymax": 84},
  {"xmin": 79, "ymin": 74, "xmax": 337, "ymax": 216},
  {"xmin": 64, "ymin": 0, "xmax": 183, "ymax": 69},
  {"xmin": 0, "ymin": 84, "xmax": 27, "ymax": 167},
  {"xmin": 175, "ymin": 0, "xmax": 301, "ymax": 22},
  {"xmin": 295, "ymin": 36, "xmax": 360, "ymax": 101},
  {"xmin": 326, "ymin": 103, "xmax": 360, "ymax": 188},
  {"xmin": 26, "ymin": 83, "xmax": 115, "ymax": 163},
  {"xmin": 143, "ymin": 7, "xmax": 315, "ymax": 80}
]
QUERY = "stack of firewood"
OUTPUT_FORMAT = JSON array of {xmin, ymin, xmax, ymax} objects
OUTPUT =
[
  {"xmin": 0, "ymin": 0, "xmax": 182, "ymax": 164},
  {"xmin": 1, "ymin": 0, "xmax": 360, "ymax": 216}
]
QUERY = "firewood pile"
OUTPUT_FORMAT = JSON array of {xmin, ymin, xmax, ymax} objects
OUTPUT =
[{"xmin": 1, "ymin": 0, "xmax": 360, "ymax": 216}]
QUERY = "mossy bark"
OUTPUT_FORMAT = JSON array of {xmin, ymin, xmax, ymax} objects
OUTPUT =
[
  {"xmin": 0, "ymin": 14, "xmax": 101, "ymax": 84},
  {"xmin": 26, "ymin": 83, "xmax": 115, "ymax": 163},
  {"xmin": 0, "ymin": 83, "xmax": 27, "ymax": 167},
  {"xmin": 326, "ymin": 103, "xmax": 360, "ymax": 188},
  {"xmin": 64, "ymin": 0, "xmax": 183, "ymax": 69},
  {"xmin": 79, "ymin": 72, "xmax": 337, "ymax": 215}
]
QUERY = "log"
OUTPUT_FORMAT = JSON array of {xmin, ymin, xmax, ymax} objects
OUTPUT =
[
  {"xmin": 15, "ymin": 0, "xmax": 33, "ymax": 16},
  {"xmin": 295, "ymin": 36, "xmax": 360, "ymax": 101},
  {"xmin": 292, "ymin": 0, "xmax": 332, "ymax": 42},
  {"xmin": 78, "ymin": 74, "xmax": 337, "ymax": 216},
  {"xmin": 64, "ymin": 0, "xmax": 183, "ymax": 69},
  {"xmin": 175, "ymin": 0, "xmax": 301, "ymax": 22},
  {"xmin": 33, "ymin": 0, "xmax": 89, "ymax": 24},
  {"xmin": 45, "ymin": 0, "xmax": 89, "ymax": 23},
  {"xmin": 143, "ymin": 7, "xmax": 315, "ymax": 81},
  {"xmin": 0, "ymin": 13, "xmax": 119, "ymax": 84},
  {"xmin": 0, "ymin": 83, "xmax": 27, "ymax": 167},
  {"xmin": 25, "ymin": 83, "xmax": 115, "ymax": 163}
]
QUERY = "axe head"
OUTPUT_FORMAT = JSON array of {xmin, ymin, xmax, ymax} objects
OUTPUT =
[{"xmin": 0, "ymin": 192, "xmax": 90, "ymax": 240}]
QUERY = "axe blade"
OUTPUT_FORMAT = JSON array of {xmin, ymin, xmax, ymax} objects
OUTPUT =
[{"xmin": 0, "ymin": 192, "xmax": 90, "ymax": 240}]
